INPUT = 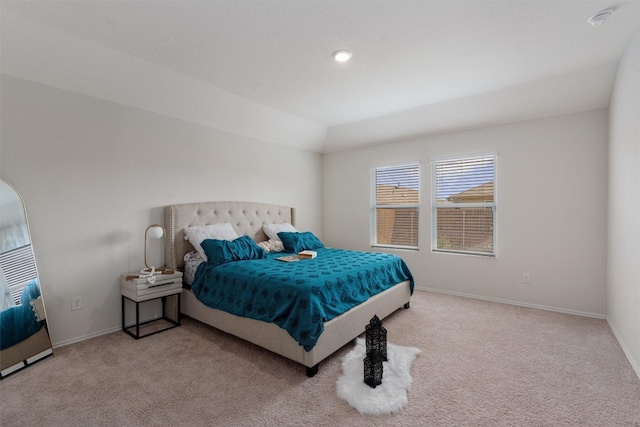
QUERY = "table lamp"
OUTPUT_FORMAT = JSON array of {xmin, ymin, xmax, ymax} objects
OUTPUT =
[{"xmin": 143, "ymin": 224, "xmax": 166, "ymax": 277}]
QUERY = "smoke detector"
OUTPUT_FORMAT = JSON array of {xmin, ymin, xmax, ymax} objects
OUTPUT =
[{"xmin": 588, "ymin": 8, "xmax": 614, "ymax": 26}]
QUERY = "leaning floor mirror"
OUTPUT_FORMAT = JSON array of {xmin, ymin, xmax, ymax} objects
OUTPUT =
[{"xmin": 0, "ymin": 179, "xmax": 53, "ymax": 378}]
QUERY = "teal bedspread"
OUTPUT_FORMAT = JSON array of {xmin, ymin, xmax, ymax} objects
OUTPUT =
[
  {"xmin": 191, "ymin": 248, "xmax": 414, "ymax": 351},
  {"xmin": 0, "ymin": 279, "xmax": 42, "ymax": 351}
]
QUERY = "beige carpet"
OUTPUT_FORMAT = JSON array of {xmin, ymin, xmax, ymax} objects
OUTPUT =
[{"xmin": 1, "ymin": 291, "xmax": 639, "ymax": 426}]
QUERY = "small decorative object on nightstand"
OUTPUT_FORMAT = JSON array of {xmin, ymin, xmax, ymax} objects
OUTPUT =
[
  {"xmin": 121, "ymin": 270, "xmax": 183, "ymax": 339},
  {"xmin": 364, "ymin": 314, "xmax": 387, "ymax": 388}
]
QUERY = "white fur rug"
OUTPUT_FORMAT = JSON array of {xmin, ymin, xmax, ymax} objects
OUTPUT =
[{"xmin": 336, "ymin": 338, "xmax": 421, "ymax": 415}]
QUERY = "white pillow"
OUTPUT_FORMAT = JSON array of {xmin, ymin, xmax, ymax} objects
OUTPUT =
[
  {"xmin": 262, "ymin": 223, "xmax": 299, "ymax": 241},
  {"xmin": 268, "ymin": 239, "xmax": 284, "ymax": 252},
  {"xmin": 257, "ymin": 241, "xmax": 271, "ymax": 252},
  {"xmin": 256, "ymin": 239, "xmax": 285, "ymax": 253},
  {"xmin": 184, "ymin": 223, "xmax": 238, "ymax": 261}
]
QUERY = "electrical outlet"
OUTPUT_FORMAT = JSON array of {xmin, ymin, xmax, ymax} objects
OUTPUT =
[
  {"xmin": 522, "ymin": 273, "xmax": 531, "ymax": 284},
  {"xmin": 71, "ymin": 296, "xmax": 82, "ymax": 311}
]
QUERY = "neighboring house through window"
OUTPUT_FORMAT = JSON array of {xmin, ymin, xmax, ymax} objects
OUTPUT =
[
  {"xmin": 432, "ymin": 154, "xmax": 496, "ymax": 256},
  {"xmin": 371, "ymin": 163, "xmax": 420, "ymax": 249}
]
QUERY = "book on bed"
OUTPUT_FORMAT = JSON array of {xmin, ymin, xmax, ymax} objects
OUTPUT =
[
  {"xmin": 276, "ymin": 255, "xmax": 300, "ymax": 262},
  {"xmin": 298, "ymin": 250, "xmax": 317, "ymax": 259},
  {"xmin": 276, "ymin": 250, "xmax": 318, "ymax": 262}
]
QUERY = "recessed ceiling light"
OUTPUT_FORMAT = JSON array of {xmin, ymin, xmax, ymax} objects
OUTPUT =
[
  {"xmin": 588, "ymin": 8, "xmax": 614, "ymax": 26},
  {"xmin": 332, "ymin": 49, "xmax": 352, "ymax": 62}
]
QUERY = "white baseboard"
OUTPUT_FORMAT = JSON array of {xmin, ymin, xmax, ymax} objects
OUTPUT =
[
  {"xmin": 415, "ymin": 286, "xmax": 640, "ymax": 380},
  {"xmin": 53, "ymin": 288, "xmax": 638, "ymax": 381},
  {"xmin": 606, "ymin": 318, "xmax": 640, "ymax": 380},
  {"xmin": 414, "ymin": 286, "xmax": 606, "ymax": 319},
  {"xmin": 52, "ymin": 325, "xmax": 122, "ymax": 348},
  {"xmin": 52, "ymin": 314, "xmax": 161, "ymax": 348}
]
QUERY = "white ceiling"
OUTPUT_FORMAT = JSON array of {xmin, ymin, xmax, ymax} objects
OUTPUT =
[{"xmin": 1, "ymin": 1, "xmax": 639, "ymax": 152}]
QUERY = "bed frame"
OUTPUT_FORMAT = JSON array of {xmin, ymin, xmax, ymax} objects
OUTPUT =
[{"xmin": 165, "ymin": 201, "xmax": 411, "ymax": 377}]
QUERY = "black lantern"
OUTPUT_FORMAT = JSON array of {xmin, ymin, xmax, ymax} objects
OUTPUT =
[
  {"xmin": 364, "ymin": 314, "xmax": 388, "ymax": 388},
  {"xmin": 365, "ymin": 315, "xmax": 387, "ymax": 361},
  {"xmin": 364, "ymin": 349, "xmax": 384, "ymax": 388}
]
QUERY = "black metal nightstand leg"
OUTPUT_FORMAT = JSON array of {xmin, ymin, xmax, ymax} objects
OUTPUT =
[
  {"xmin": 135, "ymin": 300, "xmax": 140, "ymax": 338},
  {"xmin": 122, "ymin": 293, "xmax": 181, "ymax": 339},
  {"xmin": 121, "ymin": 296, "xmax": 125, "ymax": 332}
]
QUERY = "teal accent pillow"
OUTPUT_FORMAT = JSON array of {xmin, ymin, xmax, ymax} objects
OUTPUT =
[
  {"xmin": 231, "ymin": 235, "xmax": 266, "ymax": 260},
  {"xmin": 201, "ymin": 235, "xmax": 266, "ymax": 268},
  {"xmin": 278, "ymin": 231, "xmax": 325, "ymax": 253}
]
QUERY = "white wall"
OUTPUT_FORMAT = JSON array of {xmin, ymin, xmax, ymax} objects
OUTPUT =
[
  {"xmin": 607, "ymin": 27, "xmax": 640, "ymax": 377},
  {"xmin": 323, "ymin": 110, "xmax": 608, "ymax": 316},
  {"xmin": 1, "ymin": 8, "xmax": 327, "ymax": 152},
  {"xmin": 0, "ymin": 75, "xmax": 323, "ymax": 346}
]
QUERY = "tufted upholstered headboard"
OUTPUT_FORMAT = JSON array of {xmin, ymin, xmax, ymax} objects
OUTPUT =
[{"xmin": 164, "ymin": 201, "xmax": 295, "ymax": 271}]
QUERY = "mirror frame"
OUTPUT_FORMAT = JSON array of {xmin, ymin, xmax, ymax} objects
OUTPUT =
[{"xmin": 0, "ymin": 179, "xmax": 53, "ymax": 378}]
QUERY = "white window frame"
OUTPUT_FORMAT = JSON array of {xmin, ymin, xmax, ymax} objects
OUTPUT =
[
  {"xmin": 370, "ymin": 162, "xmax": 420, "ymax": 250},
  {"xmin": 431, "ymin": 153, "xmax": 496, "ymax": 256}
]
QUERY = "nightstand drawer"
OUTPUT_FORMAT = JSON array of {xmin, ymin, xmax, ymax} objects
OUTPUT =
[
  {"xmin": 121, "ymin": 282, "xmax": 182, "ymax": 302},
  {"xmin": 121, "ymin": 271, "xmax": 183, "ymax": 302}
]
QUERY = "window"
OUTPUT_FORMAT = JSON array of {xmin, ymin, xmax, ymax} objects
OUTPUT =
[
  {"xmin": 371, "ymin": 163, "xmax": 420, "ymax": 249},
  {"xmin": 432, "ymin": 154, "xmax": 496, "ymax": 256}
]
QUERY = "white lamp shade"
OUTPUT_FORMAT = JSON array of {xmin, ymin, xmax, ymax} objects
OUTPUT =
[{"xmin": 147, "ymin": 225, "xmax": 164, "ymax": 239}]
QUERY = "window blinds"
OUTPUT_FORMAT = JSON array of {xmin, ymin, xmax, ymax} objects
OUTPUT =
[
  {"xmin": 433, "ymin": 155, "xmax": 495, "ymax": 255},
  {"xmin": 0, "ymin": 244, "xmax": 38, "ymax": 305},
  {"xmin": 373, "ymin": 163, "xmax": 419, "ymax": 248}
]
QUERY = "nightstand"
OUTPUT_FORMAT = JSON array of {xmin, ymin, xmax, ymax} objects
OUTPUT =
[{"xmin": 121, "ymin": 270, "xmax": 183, "ymax": 339}]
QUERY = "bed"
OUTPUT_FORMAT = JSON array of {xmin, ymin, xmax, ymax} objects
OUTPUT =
[{"xmin": 165, "ymin": 201, "xmax": 413, "ymax": 376}]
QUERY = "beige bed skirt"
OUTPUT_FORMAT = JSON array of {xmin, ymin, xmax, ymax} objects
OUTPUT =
[{"xmin": 181, "ymin": 279, "xmax": 411, "ymax": 369}]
